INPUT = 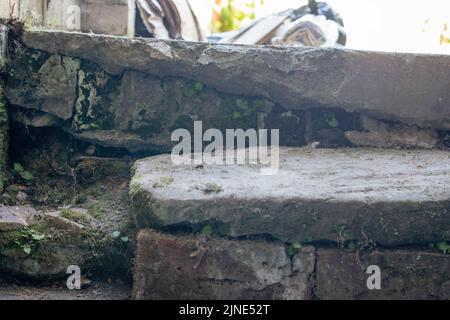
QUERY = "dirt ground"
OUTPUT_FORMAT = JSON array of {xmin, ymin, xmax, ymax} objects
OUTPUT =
[{"xmin": 0, "ymin": 274, "xmax": 132, "ymax": 300}]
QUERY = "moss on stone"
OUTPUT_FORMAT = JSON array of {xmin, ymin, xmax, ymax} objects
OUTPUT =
[
  {"xmin": 196, "ymin": 182, "xmax": 223, "ymax": 194},
  {"xmin": 152, "ymin": 176, "xmax": 174, "ymax": 188},
  {"xmin": 182, "ymin": 81, "xmax": 204, "ymax": 98},
  {"xmin": 60, "ymin": 208, "xmax": 91, "ymax": 224},
  {"xmin": 0, "ymin": 211, "xmax": 134, "ymax": 279},
  {"xmin": 129, "ymin": 189, "xmax": 165, "ymax": 228},
  {"xmin": 72, "ymin": 62, "xmax": 120, "ymax": 132},
  {"xmin": 215, "ymin": 96, "xmax": 261, "ymax": 129}
]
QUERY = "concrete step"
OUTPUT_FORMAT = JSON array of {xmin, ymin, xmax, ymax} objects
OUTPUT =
[{"xmin": 130, "ymin": 147, "xmax": 450, "ymax": 246}]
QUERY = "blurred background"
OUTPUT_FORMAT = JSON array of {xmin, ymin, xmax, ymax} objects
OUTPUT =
[
  {"xmin": 1, "ymin": 0, "xmax": 450, "ymax": 54},
  {"xmin": 210, "ymin": 0, "xmax": 450, "ymax": 54}
]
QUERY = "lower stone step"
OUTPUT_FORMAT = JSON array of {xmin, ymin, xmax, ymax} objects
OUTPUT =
[
  {"xmin": 133, "ymin": 230, "xmax": 315, "ymax": 300},
  {"xmin": 130, "ymin": 148, "xmax": 450, "ymax": 246},
  {"xmin": 133, "ymin": 230, "xmax": 450, "ymax": 300}
]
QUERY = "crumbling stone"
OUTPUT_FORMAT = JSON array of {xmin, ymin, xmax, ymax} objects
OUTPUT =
[
  {"xmin": 5, "ymin": 53, "xmax": 79, "ymax": 121},
  {"xmin": 130, "ymin": 147, "xmax": 450, "ymax": 246},
  {"xmin": 0, "ymin": 205, "xmax": 131, "ymax": 278},
  {"xmin": 11, "ymin": 107, "xmax": 64, "ymax": 128},
  {"xmin": 6, "ymin": 52, "xmax": 273, "ymax": 152},
  {"xmin": 0, "ymin": 207, "xmax": 90, "ymax": 277},
  {"xmin": 21, "ymin": 30, "xmax": 450, "ymax": 131},
  {"xmin": 345, "ymin": 115, "xmax": 439, "ymax": 149},
  {"xmin": 5, "ymin": 31, "xmax": 449, "ymax": 151}
]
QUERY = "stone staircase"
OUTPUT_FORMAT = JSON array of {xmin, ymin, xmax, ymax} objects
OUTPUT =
[
  {"xmin": 130, "ymin": 147, "xmax": 450, "ymax": 299},
  {"xmin": 0, "ymin": 27, "xmax": 450, "ymax": 299}
]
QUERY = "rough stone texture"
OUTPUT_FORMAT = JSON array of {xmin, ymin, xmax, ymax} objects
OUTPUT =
[
  {"xmin": 11, "ymin": 107, "xmax": 64, "ymax": 128},
  {"xmin": 133, "ymin": 229, "xmax": 315, "ymax": 300},
  {"xmin": 6, "ymin": 48, "xmax": 278, "ymax": 152},
  {"xmin": 315, "ymin": 248, "xmax": 450, "ymax": 300},
  {"xmin": 6, "ymin": 31, "xmax": 448, "ymax": 152},
  {"xmin": 0, "ymin": 208, "xmax": 91, "ymax": 277},
  {"xmin": 22, "ymin": 30, "xmax": 450, "ymax": 130},
  {"xmin": 6, "ymin": 53, "xmax": 80, "ymax": 121},
  {"xmin": 0, "ymin": 205, "xmax": 131, "ymax": 278},
  {"xmin": 130, "ymin": 147, "xmax": 450, "ymax": 246},
  {"xmin": 345, "ymin": 115, "xmax": 439, "ymax": 149}
]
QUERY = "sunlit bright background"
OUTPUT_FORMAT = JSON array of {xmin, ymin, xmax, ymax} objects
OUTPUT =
[{"xmin": 207, "ymin": 0, "xmax": 450, "ymax": 54}]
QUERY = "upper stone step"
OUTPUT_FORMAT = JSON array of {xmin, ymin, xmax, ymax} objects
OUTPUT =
[
  {"xmin": 22, "ymin": 30, "xmax": 450, "ymax": 130},
  {"xmin": 130, "ymin": 148, "xmax": 450, "ymax": 246}
]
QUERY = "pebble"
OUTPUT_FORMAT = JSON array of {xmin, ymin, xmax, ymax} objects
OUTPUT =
[
  {"xmin": 84, "ymin": 145, "xmax": 96, "ymax": 156},
  {"xmin": 16, "ymin": 191, "xmax": 28, "ymax": 203}
]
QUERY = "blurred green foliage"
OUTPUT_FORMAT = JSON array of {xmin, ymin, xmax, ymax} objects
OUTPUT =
[
  {"xmin": 212, "ymin": 0, "xmax": 263, "ymax": 33},
  {"xmin": 440, "ymin": 23, "xmax": 450, "ymax": 45}
]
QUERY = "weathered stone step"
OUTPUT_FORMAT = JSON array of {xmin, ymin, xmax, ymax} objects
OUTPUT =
[
  {"xmin": 130, "ymin": 148, "xmax": 450, "ymax": 246},
  {"xmin": 22, "ymin": 30, "xmax": 450, "ymax": 130},
  {"xmin": 6, "ymin": 29, "xmax": 449, "ymax": 153}
]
